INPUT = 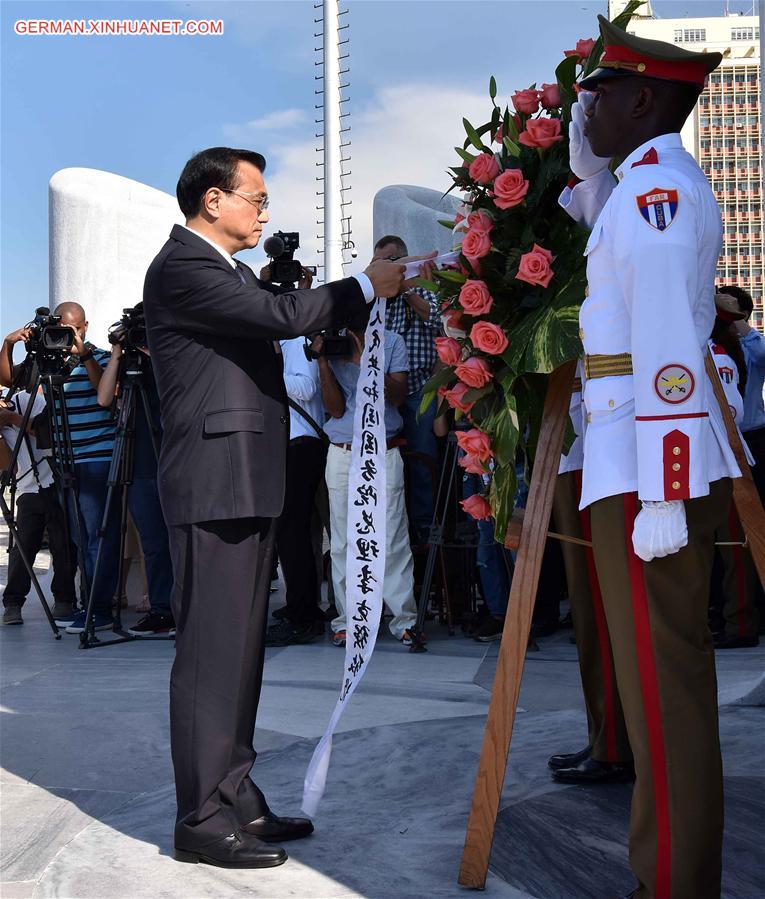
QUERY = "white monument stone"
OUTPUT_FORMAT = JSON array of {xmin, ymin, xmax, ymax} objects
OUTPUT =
[
  {"xmin": 49, "ymin": 168, "xmax": 182, "ymax": 345},
  {"xmin": 373, "ymin": 185, "xmax": 461, "ymax": 256}
]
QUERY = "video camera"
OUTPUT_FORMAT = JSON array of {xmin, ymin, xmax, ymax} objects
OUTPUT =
[
  {"xmin": 303, "ymin": 330, "xmax": 353, "ymax": 361},
  {"xmin": 108, "ymin": 303, "xmax": 147, "ymax": 352},
  {"xmin": 263, "ymin": 231, "xmax": 305, "ymax": 285},
  {"xmin": 18, "ymin": 307, "xmax": 76, "ymax": 384}
]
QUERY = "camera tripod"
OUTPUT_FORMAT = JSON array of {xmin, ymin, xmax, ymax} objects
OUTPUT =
[
  {"xmin": 1, "ymin": 359, "xmax": 90, "ymax": 639},
  {"xmin": 79, "ymin": 350, "xmax": 167, "ymax": 649}
]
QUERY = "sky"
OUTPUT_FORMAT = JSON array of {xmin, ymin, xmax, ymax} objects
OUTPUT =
[{"xmin": 0, "ymin": 0, "xmax": 747, "ymax": 330}]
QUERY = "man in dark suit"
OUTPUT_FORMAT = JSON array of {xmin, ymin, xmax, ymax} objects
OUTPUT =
[{"xmin": 143, "ymin": 147, "xmax": 406, "ymax": 869}]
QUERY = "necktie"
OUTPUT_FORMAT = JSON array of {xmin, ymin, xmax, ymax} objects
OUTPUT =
[{"xmin": 235, "ymin": 262, "xmax": 247, "ymax": 286}]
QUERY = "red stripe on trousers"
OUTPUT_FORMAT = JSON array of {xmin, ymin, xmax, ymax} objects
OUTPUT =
[
  {"xmin": 574, "ymin": 470, "xmax": 618, "ymax": 762},
  {"xmin": 728, "ymin": 507, "xmax": 748, "ymax": 638},
  {"xmin": 623, "ymin": 493, "xmax": 672, "ymax": 899}
]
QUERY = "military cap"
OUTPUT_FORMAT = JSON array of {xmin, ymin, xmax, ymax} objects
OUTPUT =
[
  {"xmin": 714, "ymin": 292, "xmax": 748, "ymax": 322},
  {"xmin": 580, "ymin": 14, "xmax": 722, "ymax": 89}
]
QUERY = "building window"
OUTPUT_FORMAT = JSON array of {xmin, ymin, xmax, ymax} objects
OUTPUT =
[
  {"xmin": 731, "ymin": 27, "xmax": 755, "ymax": 41},
  {"xmin": 673, "ymin": 29, "xmax": 683, "ymax": 43},
  {"xmin": 681, "ymin": 28, "xmax": 706, "ymax": 42}
]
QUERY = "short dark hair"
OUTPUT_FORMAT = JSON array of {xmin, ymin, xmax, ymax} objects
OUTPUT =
[
  {"xmin": 176, "ymin": 147, "xmax": 266, "ymax": 218},
  {"xmin": 374, "ymin": 235, "xmax": 408, "ymax": 257},
  {"xmin": 719, "ymin": 284, "xmax": 754, "ymax": 318}
]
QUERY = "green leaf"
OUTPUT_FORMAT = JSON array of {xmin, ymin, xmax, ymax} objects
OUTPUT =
[
  {"xmin": 438, "ymin": 218, "xmax": 456, "ymax": 230},
  {"xmin": 437, "ymin": 269, "xmax": 467, "ymax": 285},
  {"xmin": 491, "ymin": 462, "xmax": 518, "ymax": 545},
  {"xmin": 503, "ymin": 136, "xmax": 521, "ymax": 158},
  {"xmin": 463, "ymin": 117, "xmax": 486, "ymax": 152},
  {"xmin": 413, "ymin": 277, "xmax": 439, "ymax": 292},
  {"xmin": 455, "ymin": 146, "xmax": 477, "ymax": 164},
  {"xmin": 418, "ymin": 366, "xmax": 457, "ymax": 419},
  {"xmin": 489, "ymin": 75, "xmax": 497, "ymax": 101},
  {"xmin": 463, "ymin": 383, "xmax": 495, "ymax": 405}
]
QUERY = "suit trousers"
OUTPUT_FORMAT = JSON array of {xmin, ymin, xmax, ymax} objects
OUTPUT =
[
  {"xmin": 552, "ymin": 472, "xmax": 631, "ymax": 763},
  {"xmin": 169, "ymin": 516, "xmax": 275, "ymax": 848},
  {"xmin": 275, "ymin": 437, "xmax": 327, "ymax": 627},
  {"xmin": 590, "ymin": 479, "xmax": 730, "ymax": 899},
  {"xmin": 3, "ymin": 486, "xmax": 76, "ymax": 609}
]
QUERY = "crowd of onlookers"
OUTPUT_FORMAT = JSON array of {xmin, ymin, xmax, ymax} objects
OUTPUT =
[{"xmin": 1, "ymin": 240, "xmax": 764, "ymax": 650}]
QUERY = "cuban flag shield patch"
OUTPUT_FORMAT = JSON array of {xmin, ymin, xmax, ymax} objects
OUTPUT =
[{"xmin": 636, "ymin": 187, "xmax": 679, "ymax": 232}]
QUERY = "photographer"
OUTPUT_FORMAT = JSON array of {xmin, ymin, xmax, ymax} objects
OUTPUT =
[
  {"xmin": 1, "ymin": 304, "xmax": 121, "ymax": 634},
  {"xmin": 0, "ymin": 389, "xmax": 77, "ymax": 626},
  {"xmin": 317, "ymin": 306, "xmax": 418, "ymax": 647},
  {"xmin": 373, "ymin": 236, "xmax": 441, "ymax": 542},
  {"xmin": 96, "ymin": 326, "xmax": 175, "ymax": 636}
]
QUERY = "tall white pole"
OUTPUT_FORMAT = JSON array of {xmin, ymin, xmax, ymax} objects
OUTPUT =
[{"xmin": 322, "ymin": 0, "xmax": 344, "ymax": 281}]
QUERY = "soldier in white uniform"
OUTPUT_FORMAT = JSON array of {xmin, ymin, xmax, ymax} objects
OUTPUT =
[{"xmin": 559, "ymin": 16, "xmax": 740, "ymax": 899}]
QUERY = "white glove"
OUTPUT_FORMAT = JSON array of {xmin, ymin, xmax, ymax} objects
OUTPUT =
[
  {"xmin": 569, "ymin": 92, "xmax": 611, "ymax": 181},
  {"xmin": 632, "ymin": 500, "xmax": 688, "ymax": 563}
]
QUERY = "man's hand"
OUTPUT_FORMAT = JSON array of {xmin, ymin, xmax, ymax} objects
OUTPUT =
[
  {"xmin": 401, "ymin": 251, "xmax": 438, "ymax": 289},
  {"xmin": 0, "ymin": 407, "xmax": 22, "ymax": 429},
  {"xmin": 632, "ymin": 500, "xmax": 688, "ymax": 563},
  {"xmin": 364, "ymin": 259, "xmax": 406, "ymax": 298},
  {"xmin": 569, "ymin": 91, "xmax": 611, "ymax": 180},
  {"xmin": 298, "ymin": 266, "xmax": 314, "ymax": 290},
  {"xmin": 69, "ymin": 327, "xmax": 87, "ymax": 356},
  {"xmin": 310, "ymin": 334, "xmax": 325, "ymax": 359},
  {"xmin": 4, "ymin": 327, "xmax": 32, "ymax": 346}
]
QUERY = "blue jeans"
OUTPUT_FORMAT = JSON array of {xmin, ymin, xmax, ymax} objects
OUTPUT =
[
  {"xmin": 128, "ymin": 478, "xmax": 173, "ymax": 615},
  {"xmin": 69, "ymin": 462, "xmax": 121, "ymax": 615},
  {"xmin": 461, "ymin": 472, "xmax": 514, "ymax": 618},
  {"xmin": 400, "ymin": 387, "xmax": 439, "ymax": 538}
]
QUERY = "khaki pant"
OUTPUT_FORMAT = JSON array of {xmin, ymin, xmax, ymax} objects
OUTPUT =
[
  {"xmin": 590, "ymin": 479, "xmax": 730, "ymax": 899},
  {"xmin": 553, "ymin": 472, "xmax": 631, "ymax": 763},
  {"xmin": 326, "ymin": 444, "xmax": 416, "ymax": 639}
]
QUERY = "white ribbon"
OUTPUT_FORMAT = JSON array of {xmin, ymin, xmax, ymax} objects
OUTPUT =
[{"xmin": 302, "ymin": 298, "xmax": 388, "ymax": 816}]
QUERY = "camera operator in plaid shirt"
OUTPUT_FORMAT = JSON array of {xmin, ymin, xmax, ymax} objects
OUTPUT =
[{"xmin": 373, "ymin": 235, "xmax": 442, "ymax": 542}]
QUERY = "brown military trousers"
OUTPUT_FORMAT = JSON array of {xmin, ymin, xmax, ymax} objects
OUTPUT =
[
  {"xmin": 553, "ymin": 471, "xmax": 631, "ymax": 763},
  {"xmin": 590, "ymin": 478, "xmax": 731, "ymax": 899},
  {"xmin": 716, "ymin": 499, "xmax": 760, "ymax": 639}
]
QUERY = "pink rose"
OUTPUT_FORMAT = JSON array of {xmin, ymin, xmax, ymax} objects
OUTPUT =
[
  {"xmin": 516, "ymin": 243, "xmax": 554, "ymax": 288},
  {"xmin": 467, "ymin": 210, "xmax": 494, "ymax": 234},
  {"xmin": 435, "ymin": 336, "xmax": 462, "ymax": 366},
  {"xmin": 518, "ymin": 117, "xmax": 563, "ymax": 150},
  {"xmin": 461, "ymin": 228, "xmax": 492, "ymax": 261},
  {"xmin": 511, "ymin": 89, "xmax": 540, "ymax": 115},
  {"xmin": 565, "ymin": 38, "xmax": 596, "ymax": 60},
  {"xmin": 456, "ymin": 428, "xmax": 493, "ymax": 462},
  {"xmin": 493, "ymin": 125, "xmax": 504, "ymax": 144},
  {"xmin": 491, "ymin": 169, "xmax": 529, "ymax": 210},
  {"xmin": 454, "ymin": 211, "xmax": 466, "ymax": 226},
  {"xmin": 458, "ymin": 280, "xmax": 493, "ymax": 316},
  {"xmin": 461, "ymin": 494, "xmax": 492, "ymax": 521},
  {"xmin": 458, "ymin": 453, "xmax": 487, "ymax": 475},
  {"xmin": 468, "ymin": 152, "xmax": 500, "ymax": 184},
  {"xmin": 470, "ymin": 321, "xmax": 509, "ymax": 356},
  {"xmin": 539, "ymin": 82, "xmax": 561, "ymax": 109},
  {"xmin": 439, "ymin": 382, "xmax": 475, "ymax": 414},
  {"xmin": 455, "ymin": 356, "xmax": 493, "ymax": 389}
]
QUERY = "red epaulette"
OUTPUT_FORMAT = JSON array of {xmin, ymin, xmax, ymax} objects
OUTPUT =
[
  {"xmin": 632, "ymin": 147, "xmax": 659, "ymax": 168},
  {"xmin": 712, "ymin": 343, "xmax": 727, "ymax": 356}
]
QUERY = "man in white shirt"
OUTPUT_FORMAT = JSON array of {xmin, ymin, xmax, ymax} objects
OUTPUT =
[
  {"xmin": 266, "ymin": 336, "xmax": 329, "ymax": 645},
  {"xmin": 0, "ymin": 390, "xmax": 76, "ymax": 626}
]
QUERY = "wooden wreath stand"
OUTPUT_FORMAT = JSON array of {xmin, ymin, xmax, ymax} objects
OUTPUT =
[{"xmin": 457, "ymin": 353, "xmax": 765, "ymax": 890}]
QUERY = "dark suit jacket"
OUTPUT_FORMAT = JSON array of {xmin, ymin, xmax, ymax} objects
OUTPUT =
[{"xmin": 143, "ymin": 224, "xmax": 366, "ymax": 526}]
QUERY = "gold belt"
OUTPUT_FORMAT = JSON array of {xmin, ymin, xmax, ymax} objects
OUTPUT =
[{"xmin": 584, "ymin": 353, "xmax": 633, "ymax": 380}]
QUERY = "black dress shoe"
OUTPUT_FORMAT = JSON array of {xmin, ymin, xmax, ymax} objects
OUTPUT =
[
  {"xmin": 242, "ymin": 812, "xmax": 314, "ymax": 843},
  {"xmin": 714, "ymin": 632, "xmax": 759, "ymax": 649},
  {"xmin": 548, "ymin": 745, "xmax": 591, "ymax": 771},
  {"xmin": 552, "ymin": 757, "xmax": 635, "ymax": 785},
  {"xmin": 174, "ymin": 831, "xmax": 287, "ymax": 868}
]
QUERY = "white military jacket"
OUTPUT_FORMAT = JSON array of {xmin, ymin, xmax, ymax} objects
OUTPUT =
[
  {"xmin": 560, "ymin": 133, "xmax": 740, "ymax": 509},
  {"xmin": 558, "ymin": 360, "xmax": 585, "ymax": 475}
]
